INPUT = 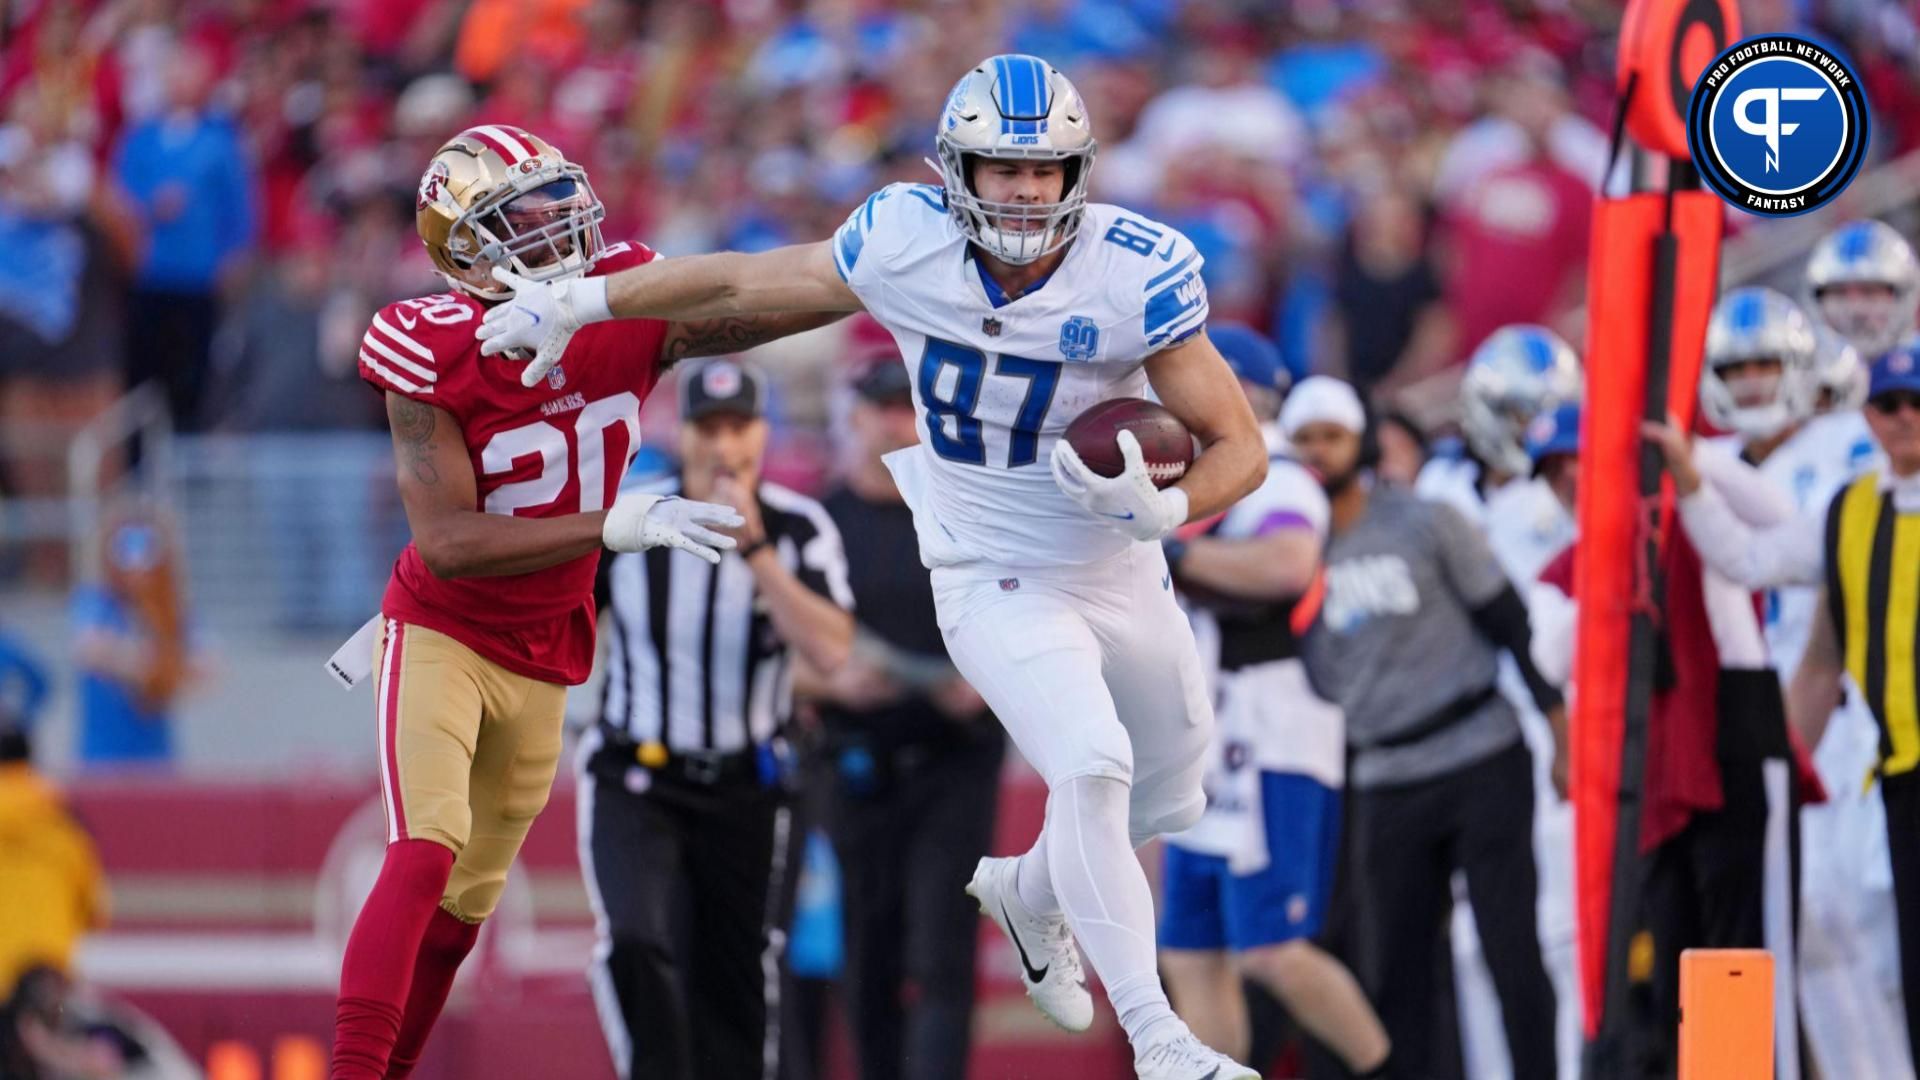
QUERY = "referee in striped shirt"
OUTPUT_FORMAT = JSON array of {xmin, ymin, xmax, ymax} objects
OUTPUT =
[{"xmin": 578, "ymin": 358, "xmax": 855, "ymax": 1080}]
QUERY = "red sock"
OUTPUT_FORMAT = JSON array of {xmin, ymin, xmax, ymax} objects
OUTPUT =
[
  {"xmin": 330, "ymin": 840, "xmax": 454, "ymax": 1080},
  {"xmin": 384, "ymin": 906, "xmax": 482, "ymax": 1078}
]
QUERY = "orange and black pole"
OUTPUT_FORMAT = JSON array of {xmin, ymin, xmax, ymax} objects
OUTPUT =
[{"xmin": 1575, "ymin": 0, "xmax": 1738, "ymax": 1071}]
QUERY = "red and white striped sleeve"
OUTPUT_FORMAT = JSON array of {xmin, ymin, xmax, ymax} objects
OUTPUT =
[{"xmin": 358, "ymin": 303, "xmax": 444, "ymax": 401}]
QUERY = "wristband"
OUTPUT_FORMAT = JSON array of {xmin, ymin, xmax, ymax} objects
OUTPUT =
[
  {"xmin": 573, "ymin": 274, "xmax": 613, "ymax": 324},
  {"xmin": 738, "ymin": 537, "xmax": 772, "ymax": 561}
]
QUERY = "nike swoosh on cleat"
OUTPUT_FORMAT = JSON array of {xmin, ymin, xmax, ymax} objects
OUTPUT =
[
  {"xmin": 1000, "ymin": 900, "xmax": 1050, "ymax": 984},
  {"xmin": 1102, "ymin": 511, "xmax": 1136, "ymax": 520},
  {"xmin": 1198, "ymin": 1069, "xmax": 1218, "ymax": 1080}
]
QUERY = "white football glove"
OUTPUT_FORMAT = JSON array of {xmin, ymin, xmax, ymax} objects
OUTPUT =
[
  {"xmin": 1049, "ymin": 429, "xmax": 1190, "ymax": 543},
  {"xmin": 474, "ymin": 267, "xmax": 612, "ymax": 387},
  {"xmin": 602, "ymin": 492, "xmax": 745, "ymax": 564}
]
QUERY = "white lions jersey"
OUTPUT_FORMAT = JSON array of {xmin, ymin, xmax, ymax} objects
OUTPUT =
[
  {"xmin": 1415, "ymin": 450, "xmax": 1498, "ymax": 532},
  {"xmin": 1187, "ymin": 453, "xmax": 1344, "ymax": 784},
  {"xmin": 1416, "ymin": 451, "xmax": 1572, "ymax": 586},
  {"xmin": 1709, "ymin": 410, "xmax": 1880, "ymax": 673},
  {"xmin": 833, "ymin": 182, "xmax": 1208, "ymax": 570}
]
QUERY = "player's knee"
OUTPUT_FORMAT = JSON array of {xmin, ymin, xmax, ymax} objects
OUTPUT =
[
  {"xmin": 1236, "ymin": 938, "xmax": 1316, "ymax": 987},
  {"xmin": 1128, "ymin": 791, "xmax": 1205, "ymax": 847}
]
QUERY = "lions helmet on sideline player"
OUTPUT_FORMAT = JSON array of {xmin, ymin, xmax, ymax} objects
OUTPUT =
[
  {"xmin": 1805, "ymin": 219, "xmax": 1920, "ymax": 360},
  {"xmin": 1459, "ymin": 325, "xmax": 1583, "ymax": 480},
  {"xmin": 1701, "ymin": 286, "xmax": 1820, "ymax": 442}
]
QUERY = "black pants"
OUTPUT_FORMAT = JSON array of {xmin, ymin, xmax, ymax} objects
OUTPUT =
[
  {"xmin": 581, "ymin": 763, "xmax": 795, "ymax": 1080},
  {"xmin": 1631, "ymin": 669, "xmax": 1801, "ymax": 1079},
  {"xmin": 1881, "ymin": 770, "xmax": 1920, "ymax": 1071},
  {"xmin": 1349, "ymin": 739, "xmax": 1557, "ymax": 1078},
  {"xmin": 126, "ymin": 289, "xmax": 217, "ymax": 432},
  {"xmin": 821, "ymin": 731, "xmax": 1003, "ymax": 1080}
]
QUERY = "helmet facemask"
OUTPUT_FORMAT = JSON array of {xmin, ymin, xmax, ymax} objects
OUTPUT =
[
  {"xmin": 445, "ymin": 165, "xmax": 606, "ymax": 300},
  {"xmin": 936, "ymin": 145, "xmax": 1094, "ymax": 266},
  {"xmin": 1813, "ymin": 280, "xmax": 1910, "ymax": 358}
]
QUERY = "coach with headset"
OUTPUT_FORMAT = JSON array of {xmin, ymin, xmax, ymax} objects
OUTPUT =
[
  {"xmin": 1290, "ymin": 375, "xmax": 1564, "ymax": 1078},
  {"xmin": 578, "ymin": 358, "xmax": 855, "ymax": 1080}
]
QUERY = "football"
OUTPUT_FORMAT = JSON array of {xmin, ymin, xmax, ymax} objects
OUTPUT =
[{"xmin": 1062, "ymin": 398, "xmax": 1194, "ymax": 488}]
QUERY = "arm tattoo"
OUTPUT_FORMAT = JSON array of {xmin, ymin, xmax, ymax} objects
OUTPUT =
[
  {"xmin": 662, "ymin": 313, "xmax": 833, "ymax": 368},
  {"xmin": 391, "ymin": 397, "xmax": 440, "ymax": 486}
]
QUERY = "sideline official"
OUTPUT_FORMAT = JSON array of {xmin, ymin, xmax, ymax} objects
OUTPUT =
[{"xmin": 578, "ymin": 358, "xmax": 855, "ymax": 1080}]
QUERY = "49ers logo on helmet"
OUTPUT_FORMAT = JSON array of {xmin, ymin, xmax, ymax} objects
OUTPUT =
[{"xmin": 417, "ymin": 160, "xmax": 451, "ymax": 211}]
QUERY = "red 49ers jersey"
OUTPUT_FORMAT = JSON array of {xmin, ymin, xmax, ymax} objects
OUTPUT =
[{"xmin": 358, "ymin": 242, "xmax": 666, "ymax": 685}]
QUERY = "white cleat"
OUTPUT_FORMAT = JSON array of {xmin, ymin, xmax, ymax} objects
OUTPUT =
[
  {"xmin": 966, "ymin": 855, "xmax": 1093, "ymax": 1033},
  {"xmin": 1133, "ymin": 1030, "xmax": 1260, "ymax": 1080}
]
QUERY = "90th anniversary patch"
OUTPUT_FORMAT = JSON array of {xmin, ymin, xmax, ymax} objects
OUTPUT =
[{"xmin": 1687, "ymin": 34, "xmax": 1869, "ymax": 217}]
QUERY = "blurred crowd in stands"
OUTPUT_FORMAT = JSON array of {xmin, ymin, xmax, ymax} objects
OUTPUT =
[{"xmin": 3, "ymin": 0, "xmax": 1918, "ymax": 482}]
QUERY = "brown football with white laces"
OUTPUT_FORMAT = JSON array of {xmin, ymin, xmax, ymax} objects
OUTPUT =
[{"xmin": 1062, "ymin": 398, "xmax": 1193, "ymax": 488}]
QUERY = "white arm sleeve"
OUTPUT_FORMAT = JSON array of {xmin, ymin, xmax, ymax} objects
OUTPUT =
[
  {"xmin": 1694, "ymin": 440, "xmax": 1796, "ymax": 525},
  {"xmin": 1675, "ymin": 482, "xmax": 1826, "ymax": 589},
  {"xmin": 1527, "ymin": 580, "xmax": 1578, "ymax": 689}
]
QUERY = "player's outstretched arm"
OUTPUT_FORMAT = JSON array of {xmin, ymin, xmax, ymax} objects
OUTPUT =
[
  {"xmin": 385, "ymin": 393, "xmax": 606, "ymax": 579},
  {"xmin": 606, "ymin": 241, "xmax": 862, "ymax": 320},
  {"xmin": 1145, "ymin": 330, "xmax": 1269, "ymax": 521},
  {"xmin": 658, "ymin": 310, "xmax": 851, "ymax": 370},
  {"xmin": 478, "ymin": 242, "xmax": 862, "ymax": 386}
]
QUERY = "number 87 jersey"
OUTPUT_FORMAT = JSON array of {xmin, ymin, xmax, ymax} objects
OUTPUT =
[
  {"xmin": 357, "ymin": 241, "xmax": 666, "ymax": 686},
  {"xmin": 833, "ymin": 182, "xmax": 1209, "ymax": 570}
]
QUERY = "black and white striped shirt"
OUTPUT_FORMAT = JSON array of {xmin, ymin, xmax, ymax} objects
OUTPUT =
[{"xmin": 597, "ymin": 475, "xmax": 853, "ymax": 753}]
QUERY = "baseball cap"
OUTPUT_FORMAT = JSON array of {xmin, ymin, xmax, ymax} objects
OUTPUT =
[
  {"xmin": 1280, "ymin": 376, "xmax": 1366, "ymax": 437},
  {"xmin": 1869, "ymin": 343, "xmax": 1920, "ymax": 399},
  {"xmin": 1210, "ymin": 323, "xmax": 1300, "ymax": 396},
  {"xmin": 679, "ymin": 359, "xmax": 766, "ymax": 421},
  {"xmin": 852, "ymin": 362, "xmax": 913, "ymax": 405},
  {"xmin": 1525, "ymin": 402, "xmax": 1581, "ymax": 474}
]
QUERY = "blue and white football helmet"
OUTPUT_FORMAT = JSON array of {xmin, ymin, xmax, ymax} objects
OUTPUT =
[
  {"xmin": 933, "ymin": 54, "xmax": 1097, "ymax": 266},
  {"xmin": 1460, "ymin": 325, "xmax": 1583, "ymax": 478},
  {"xmin": 1805, "ymin": 219, "xmax": 1920, "ymax": 360},
  {"xmin": 1702, "ymin": 286, "xmax": 1819, "ymax": 440}
]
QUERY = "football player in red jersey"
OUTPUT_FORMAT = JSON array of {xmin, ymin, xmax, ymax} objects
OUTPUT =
[{"xmin": 332, "ymin": 124, "xmax": 839, "ymax": 1080}]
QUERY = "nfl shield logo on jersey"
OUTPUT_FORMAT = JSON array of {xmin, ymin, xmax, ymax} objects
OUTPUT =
[
  {"xmin": 547, "ymin": 364, "xmax": 567, "ymax": 390},
  {"xmin": 982, "ymin": 317, "xmax": 1003, "ymax": 337},
  {"xmin": 1059, "ymin": 315, "xmax": 1099, "ymax": 361}
]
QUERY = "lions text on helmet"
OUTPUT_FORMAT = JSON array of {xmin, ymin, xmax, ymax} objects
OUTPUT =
[{"xmin": 931, "ymin": 55, "xmax": 1097, "ymax": 267}]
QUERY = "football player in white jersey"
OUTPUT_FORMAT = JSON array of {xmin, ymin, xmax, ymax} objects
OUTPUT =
[
  {"xmin": 1418, "ymin": 326, "xmax": 1583, "ymax": 589},
  {"xmin": 1413, "ymin": 324, "xmax": 1583, "ymax": 1079},
  {"xmin": 1704, "ymin": 283, "xmax": 1907, "ymax": 1071},
  {"xmin": 1806, "ymin": 219, "xmax": 1920, "ymax": 368},
  {"xmin": 475, "ymin": 54, "xmax": 1270, "ymax": 1080},
  {"xmin": 1155, "ymin": 327, "xmax": 1393, "ymax": 1078}
]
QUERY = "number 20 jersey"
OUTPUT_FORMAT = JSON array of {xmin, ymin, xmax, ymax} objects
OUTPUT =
[
  {"xmin": 357, "ymin": 242, "xmax": 667, "ymax": 685},
  {"xmin": 833, "ymin": 183, "xmax": 1209, "ymax": 570}
]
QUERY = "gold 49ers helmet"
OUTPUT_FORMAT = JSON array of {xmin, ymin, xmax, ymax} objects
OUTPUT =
[{"xmin": 415, "ymin": 124, "xmax": 606, "ymax": 301}]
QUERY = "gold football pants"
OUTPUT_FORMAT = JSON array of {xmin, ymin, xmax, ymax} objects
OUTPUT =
[{"xmin": 372, "ymin": 620, "xmax": 565, "ymax": 921}]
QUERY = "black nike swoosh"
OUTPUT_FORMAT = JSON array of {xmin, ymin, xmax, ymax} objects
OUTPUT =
[
  {"xmin": 1198, "ymin": 1069, "xmax": 1218, "ymax": 1080},
  {"xmin": 1000, "ymin": 899, "xmax": 1049, "ymax": 984}
]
